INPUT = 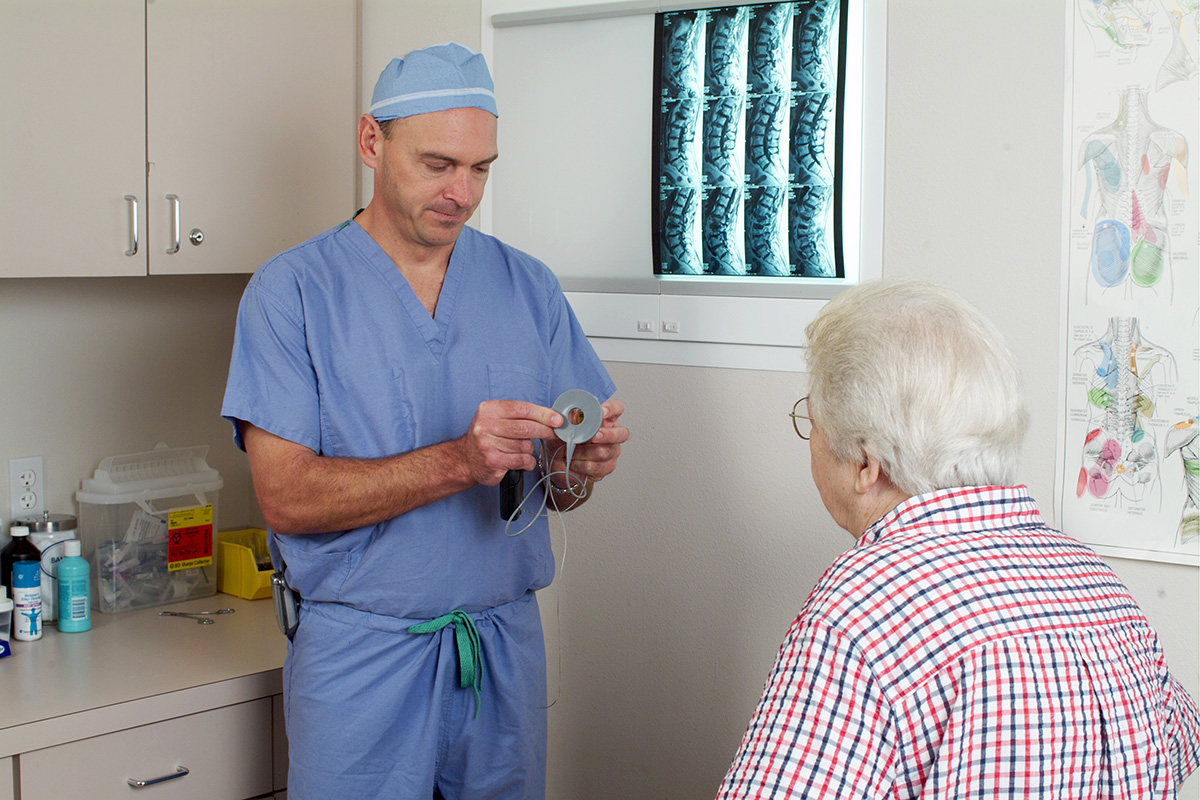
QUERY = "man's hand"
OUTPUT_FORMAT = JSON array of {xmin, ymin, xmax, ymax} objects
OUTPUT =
[
  {"xmin": 458, "ymin": 399, "xmax": 565, "ymax": 486},
  {"xmin": 544, "ymin": 398, "xmax": 629, "ymax": 490}
]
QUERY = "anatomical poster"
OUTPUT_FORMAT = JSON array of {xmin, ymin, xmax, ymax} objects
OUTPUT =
[{"xmin": 1057, "ymin": 0, "xmax": 1199, "ymax": 564}]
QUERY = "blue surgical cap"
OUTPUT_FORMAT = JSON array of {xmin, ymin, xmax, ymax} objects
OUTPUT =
[{"xmin": 369, "ymin": 42, "xmax": 498, "ymax": 121}]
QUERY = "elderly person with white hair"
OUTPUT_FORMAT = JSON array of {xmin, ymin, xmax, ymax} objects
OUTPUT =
[{"xmin": 716, "ymin": 278, "xmax": 1200, "ymax": 799}]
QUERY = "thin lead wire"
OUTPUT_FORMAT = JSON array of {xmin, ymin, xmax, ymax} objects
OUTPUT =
[
  {"xmin": 502, "ymin": 441, "xmax": 588, "ymax": 538},
  {"xmin": 501, "ymin": 441, "xmax": 588, "ymax": 709}
]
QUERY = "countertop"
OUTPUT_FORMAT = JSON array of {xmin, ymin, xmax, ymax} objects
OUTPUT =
[{"xmin": 0, "ymin": 594, "xmax": 285, "ymax": 758}]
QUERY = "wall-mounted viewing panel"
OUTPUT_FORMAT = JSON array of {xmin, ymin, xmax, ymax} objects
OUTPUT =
[
  {"xmin": 653, "ymin": 1, "xmax": 845, "ymax": 281},
  {"xmin": 482, "ymin": 0, "xmax": 886, "ymax": 370}
]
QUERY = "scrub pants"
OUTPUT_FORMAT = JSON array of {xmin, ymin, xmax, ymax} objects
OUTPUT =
[{"xmin": 283, "ymin": 592, "xmax": 547, "ymax": 800}]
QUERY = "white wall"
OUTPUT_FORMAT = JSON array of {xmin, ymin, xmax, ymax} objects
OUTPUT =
[{"xmin": 1, "ymin": 2, "xmax": 1191, "ymax": 799}]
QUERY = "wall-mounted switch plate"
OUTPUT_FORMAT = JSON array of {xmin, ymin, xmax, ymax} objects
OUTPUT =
[{"xmin": 9, "ymin": 456, "xmax": 44, "ymax": 525}]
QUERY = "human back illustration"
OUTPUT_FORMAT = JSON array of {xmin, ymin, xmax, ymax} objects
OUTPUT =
[
  {"xmin": 1060, "ymin": 0, "xmax": 1197, "ymax": 563},
  {"xmin": 1077, "ymin": 86, "xmax": 1187, "ymax": 301},
  {"xmin": 1074, "ymin": 316, "xmax": 1175, "ymax": 503}
]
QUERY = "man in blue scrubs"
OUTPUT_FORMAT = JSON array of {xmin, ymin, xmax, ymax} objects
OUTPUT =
[{"xmin": 221, "ymin": 43, "xmax": 628, "ymax": 799}]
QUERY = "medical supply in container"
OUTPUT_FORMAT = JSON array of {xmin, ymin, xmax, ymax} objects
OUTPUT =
[
  {"xmin": 217, "ymin": 528, "xmax": 273, "ymax": 600},
  {"xmin": 76, "ymin": 444, "xmax": 223, "ymax": 613},
  {"xmin": 0, "ymin": 586, "xmax": 12, "ymax": 658},
  {"xmin": 13, "ymin": 560, "xmax": 42, "ymax": 641},
  {"xmin": 56, "ymin": 539, "xmax": 90, "ymax": 632},
  {"xmin": 15, "ymin": 512, "xmax": 78, "ymax": 622},
  {"xmin": 1, "ymin": 525, "xmax": 40, "ymax": 601}
]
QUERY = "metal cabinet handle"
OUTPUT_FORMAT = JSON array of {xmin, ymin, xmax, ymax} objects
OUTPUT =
[
  {"xmin": 165, "ymin": 193, "xmax": 181, "ymax": 254},
  {"xmin": 123, "ymin": 195, "xmax": 139, "ymax": 256},
  {"xmin": 127, "ymin": 765, "xmax": 190, "ymax": 787}
]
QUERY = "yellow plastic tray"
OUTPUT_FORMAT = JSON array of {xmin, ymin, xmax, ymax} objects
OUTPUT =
[{"xmin": 217, "ymin": 528, "xmax": 273, "ymax": 600}]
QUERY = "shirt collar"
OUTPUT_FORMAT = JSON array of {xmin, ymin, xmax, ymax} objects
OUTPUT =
[{"xmin": 857, "ymin": 485, "xmax": 1046, "ymax": 547}]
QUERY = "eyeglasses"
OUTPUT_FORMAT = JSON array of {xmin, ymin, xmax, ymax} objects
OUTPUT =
[{"xmin": 790, "ymin": 396, "xmax": 812, "ymax": 440}]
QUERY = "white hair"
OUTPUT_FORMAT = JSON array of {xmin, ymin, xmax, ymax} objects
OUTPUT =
[{"xmin": 804, "ymin": 278, "xmax": 1030, "ymax": 496}]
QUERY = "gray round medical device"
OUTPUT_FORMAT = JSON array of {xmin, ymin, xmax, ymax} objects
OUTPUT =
[
  {"xmin": 499, "ymin": 389, "xmax": 603, "ymax": 523},
  {"xmin": 552, "ymin": 389, "xmax": 602, "ymax": 445}
]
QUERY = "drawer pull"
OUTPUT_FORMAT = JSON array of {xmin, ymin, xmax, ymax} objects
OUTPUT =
[{"xmin": 127, "ymin": 765, "xmax": 190, "ymax": 787}]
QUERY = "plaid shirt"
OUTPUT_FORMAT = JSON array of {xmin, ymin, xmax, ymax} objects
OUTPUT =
[{"xmin": 717, "ymin": 486, "xmax": 1200, "ymax": 799}]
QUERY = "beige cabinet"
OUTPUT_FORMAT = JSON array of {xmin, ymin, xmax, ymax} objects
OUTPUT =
[
  {"xmin": 0, "ymin": 597, "xmax": 287, "ymax": 800},
  {"xmin": 18, "ymin": 698, "xmax": 273, "ymax": 799},
  {"xmin": 0, "ymin": 0, "xmax": 356, "ymax": 277},
  {"xmin": 1, "ymin": 1, "xmax": 146, "ymax": 277},
  {"xmin": 144, "ymin": 0, "xmax": 356, "ymax": 275}
]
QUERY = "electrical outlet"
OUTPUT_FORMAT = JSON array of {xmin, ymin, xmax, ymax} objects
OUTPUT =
[{"xmin": 9, "ymin": 456, "xmax": 44, "ymax": 524}]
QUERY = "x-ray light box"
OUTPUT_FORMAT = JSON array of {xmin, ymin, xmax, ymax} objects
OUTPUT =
[{"xmin": 483, "ymin": 0, "xmax": 886, "ymax": 369}]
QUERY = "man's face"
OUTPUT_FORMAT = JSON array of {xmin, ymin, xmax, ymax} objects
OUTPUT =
[{"xmin": 373, "ymin": 107, "xmax": 498, "ymax": 250}]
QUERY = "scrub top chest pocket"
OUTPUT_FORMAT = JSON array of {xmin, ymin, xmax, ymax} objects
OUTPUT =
[
  {"xmin": 316, "ymin": 363, "xmax": 416, "ymax": 459},
  {"xmin": 486, "ymin": 364, "xmax": 551, "ymax": 410}
]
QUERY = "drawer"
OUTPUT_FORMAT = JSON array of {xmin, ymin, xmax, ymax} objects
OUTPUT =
[{"xmin": 18, "ymin": 698, "xmax": 273, "ymax": 800}]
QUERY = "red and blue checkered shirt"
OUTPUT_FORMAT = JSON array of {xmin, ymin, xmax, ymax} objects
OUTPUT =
[{"xmin": 717, "ymin": 486, "xmax": 1200, "ymax": 799}]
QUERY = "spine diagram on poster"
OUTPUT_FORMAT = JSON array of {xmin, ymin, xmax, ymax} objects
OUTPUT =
[{"xmin": 1074, "ymin": 316, "xmax": 1176, "ymax": 504}]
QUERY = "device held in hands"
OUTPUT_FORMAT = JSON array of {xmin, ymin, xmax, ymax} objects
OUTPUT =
[{"xmin": 499, "ymin": 469, "xmax": 522, "ymax": 520}]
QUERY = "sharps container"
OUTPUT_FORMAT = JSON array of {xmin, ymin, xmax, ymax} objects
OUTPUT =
[{"xmin": 76, "ymin": 444, "xmax": 223, "ymax": 613}]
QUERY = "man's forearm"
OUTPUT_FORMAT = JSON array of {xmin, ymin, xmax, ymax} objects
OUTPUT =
[{"xmin": 249, "ymin": 433, "xmax": 475, "ymax": 535}]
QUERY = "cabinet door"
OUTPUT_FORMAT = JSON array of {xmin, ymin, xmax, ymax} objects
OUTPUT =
[
  {"xmin": 146, "ymin": 0, "xmax": 356, "ymax": 274},
  {"xmin": 0, "ymin": 1, "xmax": 147, "ymax": 277},
  {"xmin": 18, "ymin": 698, "xmax": 273, "ymax": 800}
]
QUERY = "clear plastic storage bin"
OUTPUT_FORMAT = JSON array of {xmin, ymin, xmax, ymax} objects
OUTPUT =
[{"xmin": 76, "ymin": 444, "xmax": 223, "ymax": 613}]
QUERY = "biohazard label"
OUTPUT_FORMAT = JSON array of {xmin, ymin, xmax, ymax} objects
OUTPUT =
[{"xmin": 167, "ymin": 504, "xmax": 214, "ymax": 572}]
